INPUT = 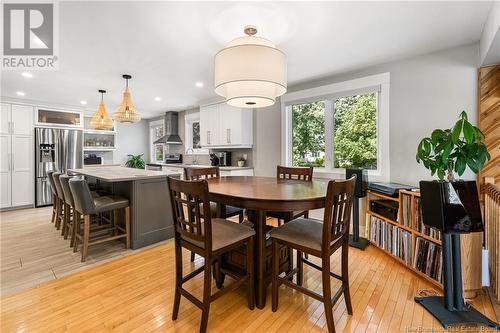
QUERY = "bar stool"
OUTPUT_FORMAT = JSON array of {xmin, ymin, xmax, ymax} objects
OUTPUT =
[
  {"xmin": 52, "ymin": 172, "xmax": 66, "ymax": 231},
  {"xmin": 69, "ymin": 178, "xmax": 130, "ymax": 262},
  {"xmin": 47, "ymin": 171, "xmax": 58, "ymax": 225}
]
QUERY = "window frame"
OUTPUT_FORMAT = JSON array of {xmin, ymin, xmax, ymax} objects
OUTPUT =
[
  {"xmin": 149, "ymin": 119, "xmax": 166, "ymax": 164},
  {"xmin": 281, "ymin": 72, "xmax": 390, "ymax": 182},
  {"xmin": 184, "ymin": 112, "xmax": 208, "ymax": 155}
]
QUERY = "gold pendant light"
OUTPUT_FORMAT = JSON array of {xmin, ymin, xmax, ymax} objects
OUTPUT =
[
  {"xmin": 90, "ymin": 89, "xmax": 113, "ymax": 130},
  {"xmin": 113, "ymin": 74, "xmax": 141, "ymax": 123}
]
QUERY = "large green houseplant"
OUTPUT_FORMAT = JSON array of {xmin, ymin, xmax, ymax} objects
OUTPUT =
[
  {"xmin": 416, "ymin": 111, "xmax": 490, "ymax": 182},
  {"xmin": 125, "ymin": 154, "xmax": 145, "ymax": 169}
]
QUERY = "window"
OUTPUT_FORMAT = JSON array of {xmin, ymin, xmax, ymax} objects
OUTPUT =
[
  {"xmin": 185, "ymin": 113, "xmax": 208, "ymax": 154},
  {"xmin": 333, "ymin": 93, "xmax": 377, "ymax": 169},
  {"xmin": 282, "ymin": 73, "xmax": 390, "ymax": 181},
  {"xmin": 149, "ymin": 119, "xmax": 166, "ymax": 163},
  {"xmin": 292, "ymin": 101, "xmax": 326, "ymax": 167}
]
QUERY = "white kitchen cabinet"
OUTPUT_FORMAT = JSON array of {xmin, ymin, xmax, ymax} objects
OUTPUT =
[
  {"xmin": 200, "ymin": 104, "xmax": 220, "ymax": 147},
  {"xmin": 1, "ymin": 103, "xmax": 11, "ymax": 135},
  {"xmin": 0, "ymin": 103, "xmax": 34, "ymax": 209},
  {"xmin": 200, "ymin": 102, "xmax": 253, "ymax": 148},
  {"xmin": 0, "ymin": 135, "xmax": 12, "ymax": 208},
  {"xmin": 12, "ymin": 104, "xmax": 34, "ymax": 136}
]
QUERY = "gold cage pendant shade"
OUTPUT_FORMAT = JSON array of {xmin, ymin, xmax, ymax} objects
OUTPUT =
[
  {"xmin": 90, "ymin": 90, "xmax": 114, "ymax": 130},
  {"xmin": 113, "ymin": 74, "xmax": 141, "ymax": 123}
]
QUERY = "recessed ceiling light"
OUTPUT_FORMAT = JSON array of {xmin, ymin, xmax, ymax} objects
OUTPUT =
[
  {"xmin": 80, "ymin": 100, "xmax": 87, "ymax": 105},
  {"xmin": 21, "ymin": 72, "xmax": 33, "ymax": 78},
  {"xmin": 16, "ymin": 91, "xmax": 25, "ymax": 96},
  {"xmin": 195, "ymin": 82, "xmax": 204, "ymax": 88},
  {"xmin": 154, "ymin": 96, "xmax": 161, "ymax": 101}
]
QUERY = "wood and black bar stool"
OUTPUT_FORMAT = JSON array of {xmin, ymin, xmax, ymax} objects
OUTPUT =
[
  {"xmin": 268, "ymin": 165, "xmax": 314, "ymax": 226},
  {"xmin": 46, "ymin": 170, "xmax": 59, "ymax": 225},
  {"xmin": 69, "ymin": 178, "xmax": 130, "ymax": 262},
  {"xmin": 270, "ymin": 176, "xmax": 356, "ymax": 333},
  {"xmin": 51, "ymin": 172, "xmax": 66, "ymax": 231},
  {"xmin": 168, "ymin": 177, "xmax": 255, "ymax": 333},
  {"xmin": 185, "ymin": 166, "xmax": 245, "ymax": 262},
  {"xmin": 59, "ymin": 175, "xmax": 76, "ymax": 244}
]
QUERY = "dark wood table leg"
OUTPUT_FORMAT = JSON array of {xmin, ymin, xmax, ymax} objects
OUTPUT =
[{"xmin": 248, "ymin": 209, "xmax": 267, "ymax": 309}]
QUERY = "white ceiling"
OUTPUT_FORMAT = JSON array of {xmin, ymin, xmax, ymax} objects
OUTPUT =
[{"xmin": 1, "ymin": 1, "xmax": 492, "ymax": 119}]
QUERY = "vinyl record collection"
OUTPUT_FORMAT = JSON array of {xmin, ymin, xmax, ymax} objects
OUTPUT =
[
  {"xmin": 369, "ymin": 216, "xmax": 412, "ymax": 265},
  {"xmin": 413, "ymin": 237, "xmax": 443, "ymax": 283}
]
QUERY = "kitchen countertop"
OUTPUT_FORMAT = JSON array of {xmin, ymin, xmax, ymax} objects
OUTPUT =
[
  {"xmin": 70, "ymin": 166, "xmax": 182, "ymax": 182},
  {"xmin": 160, "ymin": 163, "xmax": 253, "ymax": 171}
]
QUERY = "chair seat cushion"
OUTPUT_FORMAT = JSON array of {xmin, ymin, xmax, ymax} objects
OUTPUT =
[
  {"xmin": 269, "ymin": 217, "xmax": 324, "ymax": 251},
  {"xmin": 93, "ymin": 196, "xmax": 129, "ymax": 213},
  {"xmin": 183, "ymin": 218, "xmax": 255, "ymax": 251}
]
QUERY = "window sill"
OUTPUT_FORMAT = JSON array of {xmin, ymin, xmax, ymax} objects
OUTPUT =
[{"xmin": 312, "ymin": 168, "xmax": 386, "ymax": 182}]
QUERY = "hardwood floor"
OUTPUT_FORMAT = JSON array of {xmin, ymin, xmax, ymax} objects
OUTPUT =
[
  {"xmin": 0, "ymin": 207, "xmax": 160, "ymax": 296},
  {"xmin": 1, "ymin": 208, "xmax": 498, "ymax": 332}
]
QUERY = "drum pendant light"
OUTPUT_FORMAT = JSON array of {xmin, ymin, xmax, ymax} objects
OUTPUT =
[
  {"xmin": 214, "ymin": 25, "xmax": 287, "ymax": 108},
  {"xmin": 90, "ymin": 90, "xmax": 113, "ymax": 130},
  {"xmin": 113, "ymin": 74, "xmax": 141, "ymax": 123}
]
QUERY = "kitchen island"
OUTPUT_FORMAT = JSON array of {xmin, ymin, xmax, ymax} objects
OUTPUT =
[{"xmin": 69, "ymin": 166, "xmax": 181, "ymax": 249}]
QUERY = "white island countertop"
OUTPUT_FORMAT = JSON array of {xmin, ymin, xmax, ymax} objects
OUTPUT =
[
  {"xmin": 161, "ymin": 163, "xmax": 253, "ymax": 171},
  {"xmin": 69, "ymin": 166, "xmax": 182, "ymax": 182}
]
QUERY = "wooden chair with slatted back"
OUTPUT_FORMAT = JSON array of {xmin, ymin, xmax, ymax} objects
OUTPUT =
[
  {"xmin": 270, "ymin": 176, "xmax": 356, "ymax": 333},
  {"xmin": 168, "ymin": 177, "xmax": 255, "ymax": 333},
  {"xmin": 185, "ymin": 166, "xmax": 245, "ymax": 262},
  {"xmin": 267, "ymin": 166, "xmax": 314, "ymax": 226}
]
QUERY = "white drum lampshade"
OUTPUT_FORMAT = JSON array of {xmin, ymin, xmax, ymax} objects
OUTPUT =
[{"xmin": 214, "ymin": 25, "xmax": 287, "ymax": 108}]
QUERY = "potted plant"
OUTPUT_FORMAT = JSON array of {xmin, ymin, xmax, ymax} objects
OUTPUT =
[
  {"xmin": 416, "ymin": 111, "xmax": 490, "ymax": 233},
  {"xmin": 125, "ymin": 154, "xmax": 145, "ymax": 169},
  {"xmin": 414, "ymin": 111, "xmax": 498, "ymax": 329},
  {"xmin": 237, "ymin": 155, "xmax": 246, "ymax": 167}
]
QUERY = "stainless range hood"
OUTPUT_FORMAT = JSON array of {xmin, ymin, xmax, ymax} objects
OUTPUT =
[{"xmin": 153, "ymin": 111, "xmax": 182, "ymax": 145}]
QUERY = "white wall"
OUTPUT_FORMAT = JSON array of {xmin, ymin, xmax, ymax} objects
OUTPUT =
[
  {"xmin": 480, "ymin": 1, "xmax": 500, "ymax": 65},
  {"xmin": 280, "ymin": 43, "xmax": 480, "ymax": 186},
  {"xmin": 114, "ymin": 120, "xmax": 150, "ymax": 165},
  {"xmin": 252, "ymin": 102, "xmax": 282, "ymax": 176}
]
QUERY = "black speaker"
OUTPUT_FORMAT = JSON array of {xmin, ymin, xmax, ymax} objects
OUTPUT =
[
  {"xmin": 346, "ymin": 169, "xmax": 367, "ymax": 198},
  {"xmin": 419, "ymin": 180, "xmax": 483, "ymax": 234}
]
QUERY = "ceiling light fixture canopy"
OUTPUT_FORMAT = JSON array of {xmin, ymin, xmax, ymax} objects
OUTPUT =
[
  {"xmin": 214, "ymin": 25, "xmax": 287, "ymax": 108},
  {"xmin": 90, "ymin": 89, "xmax": 113, "ymax": 130},
  {"xmin": 113, "ymin": 74, "xmax": 141, "ymax": 123}
]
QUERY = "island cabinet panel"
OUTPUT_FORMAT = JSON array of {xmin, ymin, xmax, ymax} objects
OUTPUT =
[{"xmin": 113, "ymin": 176, "xmax": 178, "ymax": 249}]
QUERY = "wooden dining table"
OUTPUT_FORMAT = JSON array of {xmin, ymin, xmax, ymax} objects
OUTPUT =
[{"xmin": 207, "ymin": 176, "xmax": 328, "ymax": 309}]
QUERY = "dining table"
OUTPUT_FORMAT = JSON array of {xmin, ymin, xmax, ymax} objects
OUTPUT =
[{"xmin": 207, "ymin": 176, "xmax": 328, "ymax": 309}]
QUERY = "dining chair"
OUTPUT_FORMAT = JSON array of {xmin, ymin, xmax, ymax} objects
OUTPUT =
[
  {"xmin": 168, "ymin": 177, "xmax": 255, "ymax": 333},
  {"xmin": 268, "ymin": 165, "xmax": 314, "ymax": 226},
  {"xmin": 270, "ymin": 176, "xmax": 356, "ymax": 333},
  {"xmin": 185, "ymin": 166, "xmax": 245, "ymax": 262}
]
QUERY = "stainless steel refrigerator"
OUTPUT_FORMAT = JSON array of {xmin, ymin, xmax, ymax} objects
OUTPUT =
[{"xmin": 35, "ymin": 127, "xmax": 83, "ymax": 207}]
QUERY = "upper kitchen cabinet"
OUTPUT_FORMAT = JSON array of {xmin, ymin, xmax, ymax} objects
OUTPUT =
[
  {"xmin": 1, "ymin": 103, "xmax": 33, "ymax": 136},
  {"xmin": 36, "ymin": 108, "xmax": 83, "ymax": 128},
  {"xmin": 200, "ymin": 102, "xmax": 253, "ymax": 148}
]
